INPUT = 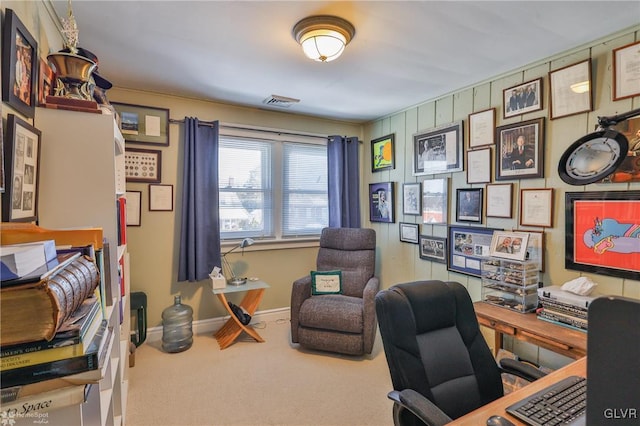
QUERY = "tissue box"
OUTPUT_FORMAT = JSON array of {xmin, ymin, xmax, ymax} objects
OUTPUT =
[{"xmin": 210, "ymin": 274, "xmax": 227, "ymax": 289}]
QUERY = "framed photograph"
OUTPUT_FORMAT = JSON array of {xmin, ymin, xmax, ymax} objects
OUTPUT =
[
  {"xmin": 489, "ymin": 231, "xmax": 530, "ymax": 261},
  {"xmin": 456, "ymin": 188, "xmax": 483, "ymax": 224},
  {"xmin": 520, "ymin": 188, "xmax": 553, "ymax": 228},
  {"xmin": 565, "ymin": 191, "xmax": 640, "ymax": 281},
  {"xmin": 149, "ymin": 184, "xmax": 174, "ymax": 211},
  {"xmin": 466, "ymin": 147, "xmax": 491, "ymax": 184},
  {"xmin": 112, "ymin": 102, "xmax": 170, "ymax": 146},
  {"xmin": 125, "ymin": 148, "xmax": 162, "ymax": 183},
  {"xmin": 468, "ymin": 108, "xmax": 495, "ymax": 148},
  {"xmin": 496, "ymin": 118, "xmax": 545, "ymax": 180},
  {"xmin": 1, "ymin": 9, "xmax": 38, "ymax": 118},
  {"xmin": 486, "ymin": 183, "xmax": 512, "ymax": 218},
  {"xmin": 514, "ymin": 230, "xmax": 545, "ymax": 271},
  {"xmin": 399, "ymin": 222, "xmax": 419, "ymax": 244},
  {"xmin": 613, "ymin": 41, "xmax": 640, "ymax": 101},
  {"xmin": 369, "ymin": 182, "xmax": 394, "ymax": 223},
  {"xmin": 503, "ymin": 78, "xmax": 542, "ymax": 119},
  {"xmin": 38, "ymin": 57, "xmax": 54, "ymax": 106},
  {"xmin": 422, "ymin": 178, "xmax": 448, "ymax": 224},
  {"xmin": 448, "ymin": 225, "xmax": 499, "ymax": 277},
  {"xmin": 402, "ymin": 182, "xmax": 421, "ymax": 215},
  {"xmin": 419, "ymin": 235, "xmax": 447, "ymax": 264},
  {"xmin": 371, "ymin": 134, "xmax": 395, "ymax": 172},
  {"xmin": 1, "ymin": 114, "xmax": 41, "ymax": 222},
  {"xmin": 549, "ymin": 59, "xmax": 593, "ymax": 120},
  {"xmin": 412, "ymin": 121, "xmax": 463, "ymax": 176},
  {"xmin": 126, "ymin": 190, "xmax": 142, "ymax": 226}
]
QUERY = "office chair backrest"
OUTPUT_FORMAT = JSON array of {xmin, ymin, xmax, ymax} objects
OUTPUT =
[
  {"xmin": 317, "ymin": 227, "xmax": 376, "ymax": 298},
  {"xmin": 587, "ymin": 296, "xmax": 640, "ymax": 425},
  {"xmin": 376, "ymin": 280, "xmax": 503, "ymax": 422}
]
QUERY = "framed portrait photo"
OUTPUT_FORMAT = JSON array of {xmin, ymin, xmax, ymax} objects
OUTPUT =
[
  {"xmin": 422, "ymin": 178, "xmax": 448, "ymax": 225},
  {"xmin": 1, "ymin": 114, "xmax": 41, "ymax": 222},
  {"xmin": 456, "ymin": 188, "xmax": 483, "ymax": 224},
  {"xmin": 399, "ymin": 222, "xmax": 419, "ymax": 244},
  {"xmin": 448, "ymin": 225, "xmax": 499, "ymax": 277},
  {"xmin": 371, "ymin": 134, "xmax": 395, "ymax": 172},
  {"xmin": 565, "ymin": 191, "xmax": 640, "ymax": 281},
  {"xmin": 495, "ymin": 118, "xmax": 545, "ymax": 180},
  {"xmin": 413, "ymin": 121, "xmax": 463, "ymax": 176},
  {"xmin": 125, "ymin": 148, "xmax": 162, "ymax": 183},
  {"xmin": 112, "ymin": 102, "xmax": 170, "ymax": 146},
  {"xmin": 489, "ymin": 231, "xmax": 530, "ymax": 261},
  {"xmin": 613, "ymin": 40, "xmax": 640, "ymax": 101},
  {"xmin": 503, "ymin": 78, "xmax": 542, "ymax": 119},
  {"xmin": 419, "ymin": 235, "xmax": 447, "ymax": 264},
  {"xmin": 1, "ymin": 9, "xmax": 38, "ymax": 118},
  {"xmin": 468, "ymin": 108, "xmax": 495, "ymax": 149},
  {"xmin": 402, "ymin": 182, "xmax": 421, "ymax": 215},
  {"xmin": 520, "ymin": 188, "xmax": 554, "ymax": 228},
  {"xmin": 38, "ymin": 57, "xmax": 54, "ymax": 107},
  {"xmin": 369, "ymin": 182, "xmax": 394, "ymax": 223},
  {"xmin": 549, "ymin": 59, "xmax": 593, "ymax": 120}
]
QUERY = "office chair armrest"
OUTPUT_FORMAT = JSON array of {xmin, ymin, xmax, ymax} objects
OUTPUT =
[
  {"xmin": 499, "ymin": 358, "xmax": 547, "ymax": 382},
  {"xmin": 388, "ymin": 390, "xmax": 452, "ymax": 426}
]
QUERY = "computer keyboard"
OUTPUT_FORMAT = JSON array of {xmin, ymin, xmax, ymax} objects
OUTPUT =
[{"xmin": 505, "ymin": 375, "xmax": 587, "ymax": 426}]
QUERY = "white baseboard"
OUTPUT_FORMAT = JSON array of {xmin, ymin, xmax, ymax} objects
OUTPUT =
[{"xmin": 146, "ymin": 307, "xmax": 291, "ymax": 343}]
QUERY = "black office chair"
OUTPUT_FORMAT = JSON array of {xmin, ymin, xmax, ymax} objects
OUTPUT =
[{"xmin": 375, "ymin": 280, "xmax": 546, "ymax": 426}]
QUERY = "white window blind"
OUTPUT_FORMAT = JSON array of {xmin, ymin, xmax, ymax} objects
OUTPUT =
[{"xmin": 218, "ymin": 130, "xmax": 328, "ymax": 241}]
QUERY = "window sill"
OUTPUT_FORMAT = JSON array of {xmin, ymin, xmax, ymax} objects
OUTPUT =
[{"xmin": 221, "ymin": 238, "xmax": 320, "ymax": 252}]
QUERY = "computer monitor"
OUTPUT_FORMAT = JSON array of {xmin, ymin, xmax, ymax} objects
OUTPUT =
[{"xmin": 587, "ymin": 296, "xmax": 640, "ymax": 425}]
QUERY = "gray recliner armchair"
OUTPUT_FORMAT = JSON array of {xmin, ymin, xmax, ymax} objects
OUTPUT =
[{"xmin": 290, "ymin": 227, "xmax": 379, "ymax": 356}]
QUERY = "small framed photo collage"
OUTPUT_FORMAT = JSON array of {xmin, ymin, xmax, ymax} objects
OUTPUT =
[{"xmin": 114, "ymin": 102, "xmax": 173, "ymax": 225}]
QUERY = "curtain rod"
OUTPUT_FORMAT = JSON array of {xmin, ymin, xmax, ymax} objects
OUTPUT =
[{"xmin": 169, "ymin": 118, "xmax": 344, "ymax": 141}]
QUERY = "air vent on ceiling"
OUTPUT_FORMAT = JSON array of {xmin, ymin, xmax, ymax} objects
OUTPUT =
[{"xmin": 262, "ymin": 94, "xmax": 300, "ymax": 108}]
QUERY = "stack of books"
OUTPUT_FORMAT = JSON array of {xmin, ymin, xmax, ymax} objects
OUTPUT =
[
  {"xmin": 0, "ymin": 241, "xmax": 110, "ymax": 417},
  {"xmin": 536, "ymin": 285, "xmax": 597, "ymax": 332}
]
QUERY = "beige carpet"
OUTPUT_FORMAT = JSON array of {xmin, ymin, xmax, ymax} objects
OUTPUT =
[{"xmin": 126, "ymin": 318, "xmax": 394, "ymax": 426}]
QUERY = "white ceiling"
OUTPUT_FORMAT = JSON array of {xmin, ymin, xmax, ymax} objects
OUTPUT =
[{"xmin": 48, "ymin": 1, "xmax": 640, "ymax": 123}]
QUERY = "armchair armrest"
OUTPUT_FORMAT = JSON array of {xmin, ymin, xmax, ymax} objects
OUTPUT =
[
  {"xmin": 290, "ymin": 275, "xmax": 313, "ymax": 343},
  {"xmin": 388, "ymin": 389, "xmax": 452, "ymax": 426},
  {"xmin": 499, "ymin": 358, "xmax": 547, "ymax": 382}
]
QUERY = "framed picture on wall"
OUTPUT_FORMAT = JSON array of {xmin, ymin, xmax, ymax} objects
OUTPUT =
[
  {"xmin": 549, "ymin": 59, "xmax": 593, "ymax": 119},
  {"xmin": 126, "ymin": 190, "xmax": 142, "ymax": 226},
  {"xmin": 399, "ymin": 222, "xmax": 419, "ymax": 244},
  {"xmin": 613, "ymin": 40, "xmax": 640, "ymax": 101},
  {"xmin": 456, "ymin": 188, "xmax": 483, "ymax": 224},
  {"xmin": 419, "ymin": 235, "xmax": 447, "ymax": 264},
  {"xmin": 125, "ymin": 148, "xmax": 162, "ymax": 183},
  {"xmin": 112, "ymin": 102, "xmax": 170, "ymax": 146},
  {"xmin": 520, "ymin": 188, "xmax": 554, "ymax": 228},
  {"xmin": 369, "ymin": 182, "xmax": 394, "ymax": 223},
  {"xmin": 1, "ymin": 114, "xmax": 41, "ymax": 222},
  {"xmin": 1, "ymin": 9, "xmax": 38, "ymax": 118},
  {"xmin": 466, "ymin": 147, "xmax": 491, "ymax": 184},
  {"xmin": 486, "ymin": 183, "xmax": 512, "ymax": 218},
  {"xmin": 422, "ymin": 178, "xmax": 448, "ymax": 225},
  {"xmin": 412, "ymin": 121, "xmax": 463, "ymax": 176},
  {"xmin": 402, "ymin": 182, "xmax": 421, "ymax": 215},
  {"xmin": 495, "ymin": 118, "xmax": 545, "ymax": 181},
  {"xmin": 371, "ymin": 134, "xmax": 395, "ymax": 172},
  {"xmin": 448, "ymin": 225, "xmax": 499, "ymax": 277},
  {"xmin": 468, "ymin": 108, "xmax": 495, "ymax": 148},
  {"xmin": 502, "ymin": 78, "xmax": 542, "ymax": 119},
  {"xmin": 565, "ymin": 191, "xmax": 640, "ymax": 280}
]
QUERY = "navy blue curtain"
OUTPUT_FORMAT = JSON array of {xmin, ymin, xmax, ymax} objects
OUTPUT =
[
  {"xmin": 327, "ymin": 135, "xmax": 360, "ymax": 228},
  {"xmin": 178, "ymin": 117, "xmax": 221, "ymax": 282}
]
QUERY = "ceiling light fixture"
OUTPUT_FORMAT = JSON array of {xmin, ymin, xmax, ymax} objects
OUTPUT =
[{"xmin": 293, "ymin": 15, "xmax": 355, "ymax": 62}]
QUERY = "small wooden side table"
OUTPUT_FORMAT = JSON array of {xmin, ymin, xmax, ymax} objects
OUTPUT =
[{"xmin": 212, "ymin": 280, "xmax": 270, "ymax": 349}]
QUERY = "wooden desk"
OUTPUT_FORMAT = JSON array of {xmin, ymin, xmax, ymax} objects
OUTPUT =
[
  {"xmin": 474, "ymin": 301, "xmax": 587, "ymax": 360},
  {"xmin": 450, "ymin": 357, "xmax": 587, "ymax": 425},
  {"xmin": 212, "ymin": 280, "xmax": 269, "ymax": 349}
]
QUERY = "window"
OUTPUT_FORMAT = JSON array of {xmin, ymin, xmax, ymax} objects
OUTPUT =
[{"xmin": 218, "ymin": 130, "xmax": 328, "ymax": 241}]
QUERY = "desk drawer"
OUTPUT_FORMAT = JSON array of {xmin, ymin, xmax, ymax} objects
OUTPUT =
[{"xmin": 477, "ymin": 316, "xmax": 515, "ymax": 336}]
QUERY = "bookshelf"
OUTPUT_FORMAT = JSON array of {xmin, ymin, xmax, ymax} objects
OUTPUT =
[{"xmin": 31, "ymin": 108, "xmax": 130, "ymax": 425}]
